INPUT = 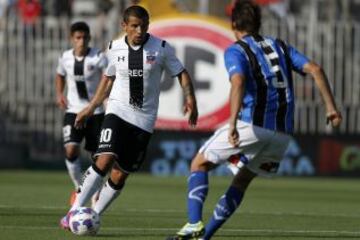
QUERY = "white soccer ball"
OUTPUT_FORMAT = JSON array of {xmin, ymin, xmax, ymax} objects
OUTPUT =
[{"xmin": 69, "ymin": 207, "xmax": 100, "ymax": 236}]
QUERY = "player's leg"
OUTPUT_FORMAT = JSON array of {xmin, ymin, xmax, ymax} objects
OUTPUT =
[
  {"xmin": 93, "ymin": 163, "xmax": 126, "ymax": 215},
  {"xmin": 63, "ymin": 113, "xmax": 85, "ymax": 205},
  {"xmin": 168, "ymin": 121, "xmax": 265, "ymax": 240},
  {"xmin": 64, "ymin": 145, "xmax": 82, "ymax": 190},
  {"xmin": 83, "ymin": 113, "xmax": 105, "ymax": 207},
  {"xmin": 71, "ymin": 154, "xmax": 115, "ymax": 211},
  {"xmin": 202, "ymin": 167, "xmax": 256, "ymax": 240},
  {"xmin": 202, "ymin": 128, "xmax": 291, "ymax": 239},
  {"xmin": 172, "ymin": 153, "xmax": 216, "ymax": 239},
  {"xmin": 60, "ymin": 153, "xmax": 115, "ymax": 230},
  {"xmin": 92, "ymin": 114, "xmax": 152, "ymax": 216}
]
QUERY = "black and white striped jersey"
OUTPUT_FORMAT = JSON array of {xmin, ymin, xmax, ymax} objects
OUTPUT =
[
  {"xmin": 104, "ymin": 34, "xmax": 184, "ymax": 133},
  {"xmin": 56, "ymin": 47, "xmax": 108, "ymax": 114}
]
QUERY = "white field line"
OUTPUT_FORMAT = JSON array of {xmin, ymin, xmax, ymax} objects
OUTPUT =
[
  {"xmin": 0, "ymin": 225, "xmax": 360, "ymax": 236},
  {"xmin": 0, "ymin": 204, "xmax": 359, "ymax": 219}
]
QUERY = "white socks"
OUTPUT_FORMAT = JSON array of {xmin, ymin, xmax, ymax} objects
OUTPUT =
[
  {"xmin": 65, "ymin": 158, "xmax": 82, "ymax": 189},
  {"xmin": 70, "ymin": 165, "xmax": 105, "ymax": 211},
  {"xmin": 93, "ymin": 180, "xmax": 122, "ymax": 215}
]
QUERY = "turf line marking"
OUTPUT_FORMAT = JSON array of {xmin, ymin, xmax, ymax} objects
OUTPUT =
[
  {"xmin": 0, "ymin": 225, "xmax": 360, "ymax": 236},
  {"xmin": 0, "ymin": 204, "xmax": 359, "ymax": 219}
]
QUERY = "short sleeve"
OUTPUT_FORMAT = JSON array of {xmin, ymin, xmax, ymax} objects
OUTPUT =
[
  {"xmin": 104, "ymin": 50, "xmax": 115, "ymax": 77},
  {"xmin": 104, "ymin": 64, "xmax": 115, "ymax": 77},
  {"xmin": 97, "ymin": 51, "xmax": 108, "ymax": 71},
  {"xmin": 163, "ymin": 42, "xmax": 184, "ymax": 77},
  {"xmin": 288, "ymin": 45, "xmax": 310, "ymax": 74},
  {"xmin": 56, "ymin": 55, "xmax": 66, "ymax": 76},
  {"xmin": 224, "ymin": 47, "xmax": 248, "ymax": 79}
]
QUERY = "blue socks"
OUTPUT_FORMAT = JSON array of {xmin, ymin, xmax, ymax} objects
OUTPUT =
[
  {"xmin": 187, "ymin": 171, "xmax": 208, "ymax": 224},
  {"xmin": 203, "ymin": 186, "xmax": 243, "ymax": 239}
]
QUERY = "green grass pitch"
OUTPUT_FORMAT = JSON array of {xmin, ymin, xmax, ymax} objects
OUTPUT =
[{"xmin": 0, "ymin": 170, "xmax": 359, "ymax": 240}]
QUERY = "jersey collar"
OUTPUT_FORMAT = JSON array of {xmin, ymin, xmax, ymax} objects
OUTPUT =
[
  {"xmin": 72, "ymin": 47, "xmax": 91, "ymax": 57},
  {"xmin": 125, "ymin": 33, "xmax": 150, "ymax": 50}
]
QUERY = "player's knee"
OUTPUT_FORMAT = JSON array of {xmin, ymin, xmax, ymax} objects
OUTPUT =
[
  {"xmin": 232, "ymin": 167, "xmax": 257, "ymax": 192},
  {"xmin": 95, "ymin": 154, "xmax": 116, "ymax": 173},
  {"xmin": 110, "ymin": 168, "xmax": 128, "ymax": 186},
  {"xmin": 65, "ymin": 146, "xmax": 80, "ymax": 161},
  {"xmin": 108, "ymin": 177, "xmax": 125, "ymax": 190},
  {"xmin": 190, "ymin": 153, "xmax": 215, "ymax": 172}
]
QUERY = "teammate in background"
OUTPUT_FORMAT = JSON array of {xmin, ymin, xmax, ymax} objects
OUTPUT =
[
  {"xmin": 55, "ymin": 22, "xmax": 108, "ymax": 205},
  {"xmin": 59, "ymin": 5, "xmax": 198, "ymax": 229},
  {"xmin": 167, "ymin": 1, "xmax": 342, "ymax": 239}
]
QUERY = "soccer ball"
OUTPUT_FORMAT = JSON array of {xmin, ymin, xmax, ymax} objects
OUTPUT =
[{"xmin": 69, "ymin": 207, "xmax": 100, "ymax": 236}]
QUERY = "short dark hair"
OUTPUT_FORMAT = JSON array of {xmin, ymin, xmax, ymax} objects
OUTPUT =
[
  {"xmin": 70, "ymin": 21, "xmax": 90, "ymax": 35},
  {"xmin": 123, "ymin": 5, "xmax": 149, "ymax": 23},
  {"xmin": 231, "ymin": 0, "xmax": 261, "ymax": 34}
]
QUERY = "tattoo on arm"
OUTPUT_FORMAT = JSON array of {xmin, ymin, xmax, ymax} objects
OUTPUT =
[{"xmin": 182, "ymin": 84, "xmax": 194, "ymax": 97}]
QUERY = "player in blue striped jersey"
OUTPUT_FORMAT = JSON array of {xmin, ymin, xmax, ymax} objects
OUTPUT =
[
  {"xmin": 224, "ymin": 34, "xmax": 308, "ymax": 133},
  {"xmin": 168, "ymin": 1, "xmax": 342, "ymax": 240}
]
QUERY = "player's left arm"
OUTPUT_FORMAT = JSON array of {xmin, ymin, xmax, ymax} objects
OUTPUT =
[
  {"xmin": 302, "ymin": 62, "xmax": 342, "ymax": 128},
  {"xmin": 177, "ymin": 70, "xmax": 198, "ymax": 127},
  {"xmin": 163, "ymin": 41, "xmax": 198, "ymax": 127}
]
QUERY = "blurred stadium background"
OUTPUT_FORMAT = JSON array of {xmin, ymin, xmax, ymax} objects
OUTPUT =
[
  {"xmin": 0, "ymin": 0, "xmax": 358, "ymax": 177},
  {"xmin": 0, "ymin": 1, "xmax": 359, "ymax": 239}
]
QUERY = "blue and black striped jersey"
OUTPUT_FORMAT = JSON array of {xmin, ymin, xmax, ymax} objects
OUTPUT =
[{"xmin": 224, "ymin": 35, "xmax": 309, "ymax": 133}]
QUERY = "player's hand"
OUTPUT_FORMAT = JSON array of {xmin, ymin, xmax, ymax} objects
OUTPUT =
[
  {"xmin": 228, "ymin": 125, "xmax": 239, "ymax": 147},
  {"xmin": 326, "ymin": 111, "xmax": 342, "ymax": 128},
  {"xmin": 183, "ymin": 96, "xmax": 198, "ymax": 128},
  {"xmin": 74, "ymin": 107, "xmax": 93, "ymax": 129},
  {"xmin": 56, "ymin": 94, "xmax": 67, "ymax": 110}
]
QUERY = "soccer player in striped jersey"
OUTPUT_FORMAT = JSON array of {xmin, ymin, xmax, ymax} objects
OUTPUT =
[
  {"xmin": 59, "ymin": 5, "xmax": 198, "ymax": 230},
  {"xmin": 168, "ymin": 1, "xmax": 342, "ymax": 240},
  {"xmin": 55, "ymin": 22, "xmax": 108, "ymax": 205}
]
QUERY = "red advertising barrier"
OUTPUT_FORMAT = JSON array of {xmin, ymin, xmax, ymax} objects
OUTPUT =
[{"xmin": 318, "ymin": 137, "xmax": 360, "ymax": 175}]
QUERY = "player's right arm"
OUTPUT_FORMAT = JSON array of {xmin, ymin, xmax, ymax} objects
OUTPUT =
[
  {"xmin": 74, "ymin": 75, "xmax": 114, "ymax": 129},
  {"xmin": 55, "ymin": 74, "xmax": 67, "ymax": 110},
  {"xmin": 224, "ymin": 47, "xmax": 247, "ymax": 146},
  {"xmin": 55, "ymin": 54, "xmax": 68, "ymax": 110}
]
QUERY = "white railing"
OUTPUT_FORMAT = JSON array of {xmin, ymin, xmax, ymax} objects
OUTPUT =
[{"xmin": 0, "ymin": 16, "xmax": 358, "ymax": 158}]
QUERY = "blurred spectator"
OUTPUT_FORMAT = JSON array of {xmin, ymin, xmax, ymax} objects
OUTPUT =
[
  {"xmin": 351, "ymin": 0, "xmax": 360, "ymax": 22},
  {"xmin": 54, "ymin": 0, "xmax": 72, "ymax": 17},
  {"xmin": 0, "ymin": 0, "xmax": 8, "ymax": 27},
  {"xmin": 0, "ymin": 0, "xmax": 8, "ymax": 19},
  {"xmin": 0, "ymin": 0, "xmax": 9, "ymax": 47},
  {"xmin": 95, "ymin": 0, "xmax": 113, "ymax": 47},
  {"xmin": 97, "ymin": 0, "xmax": 113, "ymax": 14},
  {"xmin": 17, "ymin": 0, "xmax": 41, "ymax": 25},
  {"xmin": 226, "ymin": 0, "xmax": 288, "ymax": 19}
]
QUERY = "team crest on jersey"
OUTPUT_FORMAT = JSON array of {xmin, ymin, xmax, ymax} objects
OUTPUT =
[
  {"xmin": 146, "ymin": 52, "xmax": 156, "ymax": 64},
  {"xmin": 87, "ymin": 65, "xmax": 95, "ymax": 71}
]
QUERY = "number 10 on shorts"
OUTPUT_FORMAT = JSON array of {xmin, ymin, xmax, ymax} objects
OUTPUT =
[{"xmin": 100, "ymin": 128, "xmax": 112, "ymax": 143}]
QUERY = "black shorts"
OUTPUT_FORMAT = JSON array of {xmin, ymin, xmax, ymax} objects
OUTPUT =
[
  {"xmin": 94, "ymin": 114, "xmax": 152, "ymax": 173},
  {"xmin": 63, "ymin": 112, "xmax": 104, "ymax": 152}
]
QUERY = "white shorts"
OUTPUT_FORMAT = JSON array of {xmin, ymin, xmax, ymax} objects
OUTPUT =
[{"xmin": 199, "ymin": 120, "xmax": 291, "ymax": 176}]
